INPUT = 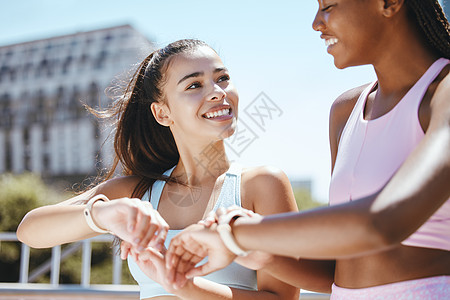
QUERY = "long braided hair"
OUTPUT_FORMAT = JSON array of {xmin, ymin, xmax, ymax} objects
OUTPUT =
[
  {"xmin": 406, "ymin": 0, "xmax": 450, "ymax": 58},
  {"xmin": 94, "ymin": 39, "xmax": 209, "ymax": 198}
]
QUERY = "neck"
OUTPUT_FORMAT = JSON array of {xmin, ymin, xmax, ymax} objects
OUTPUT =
[
  {"xmin": 173, "ymin": 140, "xmax": 230, "ymax": 186},
  {"xmin": 371, "ymin": 10, "xmax": 439, "ymax": 98}
]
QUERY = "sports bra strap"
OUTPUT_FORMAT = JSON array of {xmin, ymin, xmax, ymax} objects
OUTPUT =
[
  {"xmin": 147, "ymin": 165, "xmax": 176, "ymax": 209},
  {"xmin": 146, "ymin": 163, "xmax": 242, "ymax": 210}
]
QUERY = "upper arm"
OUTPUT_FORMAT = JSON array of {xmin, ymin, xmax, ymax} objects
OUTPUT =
[
  {"xmin": 242, "ymin": 166, "xmax": 298, "ymax": 215},
  {"xmin": 329, "ymin": 84, "xmax": 368, "ymax": 172},
  {"xmin": 242, "ymin": 166, "xmax": 300, "ymax": 299},
  {"xmin": 58, "ymin": 175, "xmax": 141, "ymax": 205}
]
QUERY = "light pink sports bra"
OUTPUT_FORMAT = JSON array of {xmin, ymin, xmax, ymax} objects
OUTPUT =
[{"xmin": 329, "ymin": 58, "xmax": 450, "ymax": 251}]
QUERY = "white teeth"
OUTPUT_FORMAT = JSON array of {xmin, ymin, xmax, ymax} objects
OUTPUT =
[
  {"xmin": 204, "ymin": 108, "xmax": 230, "ymax": 119},
  {"xmin": 325, "ymin": 38, "xmax": 338, "ymax": 47}
]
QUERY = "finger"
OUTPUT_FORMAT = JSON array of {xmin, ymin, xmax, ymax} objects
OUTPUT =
[
  {"xmin": 185, "ymin": 262, "xmax": 216, "ymax": 278},
  {"xmin": 166, "ymin": 251, "xmax": 181, "ymax": 284},
  {"xmin": 166, "ymin": 238, "xmax": 183, "ymax": 269},
  {"xmin": 176, "ymin": 252, "xmax": 194, "ymax": 275},
  {"xmin": 139, "ymin": 221, "xmax": 160, "ymax": 251},
  {"xmin": 215, "ymin": 207, "xmax": 227, "ymax": 218},
  {"xmin": 128, "ymin": 246, "xmax": 139, "ymax": 262},
  {"xmin": 174, "ymin": 252, "xmax": 205, "ymax": 279},
  {"xmin": 141, "ymin": 204, "xmax": 168, "ymax": 250},
  {"xmin": 120, "ymin": 242, "xmax": 132, "ymax": 260},
  {"xmin": 201, "ymin": 215, "xmax": 216, "ymax": 228},
  {"xmin": 139, "ymin": 246, "xmax": 164, "ymax": 262},
  {"xmin": 150, "ymin": 212, "xmax": 169, "ymax": 249},
  {"xmin": 173, "ymin": 270, "xmax": 189, "ymax": 289},
  {"xmin": 166, "ymin": 261, "xmax": 177, "ymax": 285},
  {"xmin": 134, "ymin": 203, "xmax": 158, "ymax": 249}
]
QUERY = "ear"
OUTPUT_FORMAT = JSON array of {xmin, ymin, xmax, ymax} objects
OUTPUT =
[
  {"xmin": 151, "ymin": 102, "xmax": 173, "ymax": 127},
  {"xmin": 381, "ymin": 0, "xmax": 405, "ymax": 17}
]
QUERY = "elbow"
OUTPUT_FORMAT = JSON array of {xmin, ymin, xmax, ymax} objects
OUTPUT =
[
  {"xmin": 16, "ymin": 214, "xmax": 30, "ymax": 244},
  {"xmin": 16, "ymin": 213, "xmax": 46, "ymax": 249},
  {"xmin": 16, "ymin": 218, "xmax": 35, "ymax": 248}
]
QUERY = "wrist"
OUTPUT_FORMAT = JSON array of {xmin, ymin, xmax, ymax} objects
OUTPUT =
[
  {"xmin": 90, "ymin": 200, "xmax": 109, "ymax": 231},
  {"xmin": 217, "ymin": 210, "xmax": 250, "ymax": 256},
  {"xmin": 84, "ymin": 194, "xmax": 111, "ymax": 234}
]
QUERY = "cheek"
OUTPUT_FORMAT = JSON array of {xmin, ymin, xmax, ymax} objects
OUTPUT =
[{"xmin": 225, "ymin": 87, "xmax": 239, "ymax": 106}]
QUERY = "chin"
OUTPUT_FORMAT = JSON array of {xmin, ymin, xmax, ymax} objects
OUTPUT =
[
  {"xmin": 333, "ymin": 54, "xmax": 370, "ymax": 70},
  {"xmin": 333, "ymin": 57, "xmax": 351, "ymax": 69},
  {"xmin": 218, "ymin": 122, "xmax": 237, "ymax": 140}
]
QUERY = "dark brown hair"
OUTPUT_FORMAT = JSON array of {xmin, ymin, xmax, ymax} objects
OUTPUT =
[
  {"xmin": 406, "ymin": 0, "xmax": 450, "ymax": 58},
  {"xmin": 95, "ymin": 39, "xmax": 209, "ymax": 198}
]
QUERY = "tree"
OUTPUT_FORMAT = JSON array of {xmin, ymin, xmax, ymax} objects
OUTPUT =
[{"xmin": 293, "ymin": 187, "xmax": 325, "ymax": 211}]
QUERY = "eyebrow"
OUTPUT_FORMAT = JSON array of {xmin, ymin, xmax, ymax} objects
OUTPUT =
[{"xmin": 177, "ymin": 67, "xmax": 227, "ymax": 85}]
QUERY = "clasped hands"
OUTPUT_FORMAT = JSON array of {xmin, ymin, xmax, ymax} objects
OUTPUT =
[{"xmin": 117, "ymin": 205, "xmax": 272, "ymax": 290}]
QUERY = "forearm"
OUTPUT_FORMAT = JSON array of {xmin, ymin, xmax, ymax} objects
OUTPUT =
[
  {"xmin": 261, "ymin": 256, "xmax": 335, "ymax": 293},
  {"xmin": 173, "ymin": 277, "xmax": 293, "ymax": 300},
  {"xmin": 233, "ymin": 197, "xmax": 383, "ymax": 260},
  {"xmin": 17, "ymin": 204, "xmax": 97, "ymax": 248}
]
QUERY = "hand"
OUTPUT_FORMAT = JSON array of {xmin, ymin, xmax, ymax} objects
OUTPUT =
[
  {"xmin": 200, "ymin": 206, "xmax": 273, "ymax": 270},
  {"xmin": 121, "ymin": 241, "xmax": 176, "ymax": 292},
  {"xmin": 93, "ymin": 197, "xmax": 169, "ymax": 251},
  {"xmin": 166, "ymin": 223, "xmax": 236, "ymax": 288},
  {"xmin": 199, "ymin": 205, "xmax": 257, "ymax": 228}
]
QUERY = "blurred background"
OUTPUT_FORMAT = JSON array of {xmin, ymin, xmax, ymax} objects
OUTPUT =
[{"xmin": 0, "ymin": 0, "xmax": 448, "ymax": 295}]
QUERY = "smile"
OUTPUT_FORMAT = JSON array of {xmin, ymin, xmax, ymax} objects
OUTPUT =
[
  {"xmin": 203, "ymin": 108, "xmax": 232, "ymax": 119},
  {"xmin": 325, "ymin": 38, "xmax": 338, "ymax": 47}
]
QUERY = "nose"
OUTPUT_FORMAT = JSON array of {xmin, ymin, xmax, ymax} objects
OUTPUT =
[
  {"xmin": 312, "ymin": 10, "xmax": 325, "ymax": 32},
  {"xmin": 208, "ymin": 82, "xmax": 226, "ymax": 101}
]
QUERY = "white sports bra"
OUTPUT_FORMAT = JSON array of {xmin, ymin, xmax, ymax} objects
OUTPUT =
[{"xmin": 127, "ymin": 163, "xmax": 257, "ymax": 299}]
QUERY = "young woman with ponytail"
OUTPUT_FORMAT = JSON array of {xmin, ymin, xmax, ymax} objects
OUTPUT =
[
  {"xmin": 166, "ymin": 1, "xmax": 450, "ymax": 298},
  {"xmin": 17, "ymin": 39, "xmax": 299, "ymax": 300}
]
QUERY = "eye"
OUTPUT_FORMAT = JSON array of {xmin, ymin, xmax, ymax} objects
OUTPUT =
[
  {"xmin": 217, "ymin": 74, "xmax": 230, "ymax": 83},
  {"xmin": 321, "ymin": 4, "xmax": 334, "ymax": 12},
  {"xmin": 186, "ymin": 82, "xmax": 202, "ymax": 90}
]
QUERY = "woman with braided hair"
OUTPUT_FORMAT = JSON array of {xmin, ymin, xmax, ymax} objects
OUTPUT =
[{"xmin": 165, "ymin": 1, "xmax": 450, "ymax": 298}]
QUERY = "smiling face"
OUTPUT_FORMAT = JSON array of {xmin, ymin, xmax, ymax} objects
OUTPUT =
[
  {"xmin": 152, "ymin": 46, "xmax": 238, "ymax": 144},
  {"xmin": 312, "ymin": 0, "xmax": 387, "ymax": 69}
]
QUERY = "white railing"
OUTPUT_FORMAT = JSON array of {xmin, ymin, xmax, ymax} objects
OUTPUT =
[
  {"xmin": 0, "ymin": 232, "xmax": 123, "ymax": 286},
  {"xmin": 0, "ymin": 232, "xmax": 329, "ymax": 299}
]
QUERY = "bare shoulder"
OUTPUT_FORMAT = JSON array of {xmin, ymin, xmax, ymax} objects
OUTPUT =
[
  {"xmin": 63, "ymin": 176, "xmax": 142, "ymax": 205},
  {"xmin": 95, "ymin": 175, "xmax": 142, "ymax": 199},
  {"xmin": 241, "ymin": 165, "xmax": 297, "ymax": 215},
  {"xmin": 329, "ymin": 83, "xmax": 370, "ymax": 128}
]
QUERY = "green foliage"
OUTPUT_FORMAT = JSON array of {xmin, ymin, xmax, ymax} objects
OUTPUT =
[
  {"xmin": 0, "ymin": 173, "xmax": 62, "ymax": 282},
  {"xmin": 293, "ymin": 187, "xmax": 326, "ymax": 211},
  {"xmin": 0, "ymin": 172, "xmax": 61, "ymax": 232},
  {"xmin": 0, "ymin": 173, "xmax": 136, "ymax": 285}
]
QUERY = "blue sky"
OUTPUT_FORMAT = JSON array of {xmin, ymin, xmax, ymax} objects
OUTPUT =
[{"xmin": 0, "ymin": 0, "xmax": 378, "ymax": 202}]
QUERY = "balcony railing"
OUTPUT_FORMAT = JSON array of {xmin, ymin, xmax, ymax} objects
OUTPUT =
[{"xmin": 0, "ymin": 232, "xmax": 330, "ymax": 299}]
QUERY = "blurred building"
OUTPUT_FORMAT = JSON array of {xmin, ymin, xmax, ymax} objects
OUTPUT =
[
  {"xmin": 0, "ymin": 25, "xmax": 154, "ymax": 180},
  {"xmin": 444, "ymin": 0, "xmax": 449, "ymax": 19}
]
